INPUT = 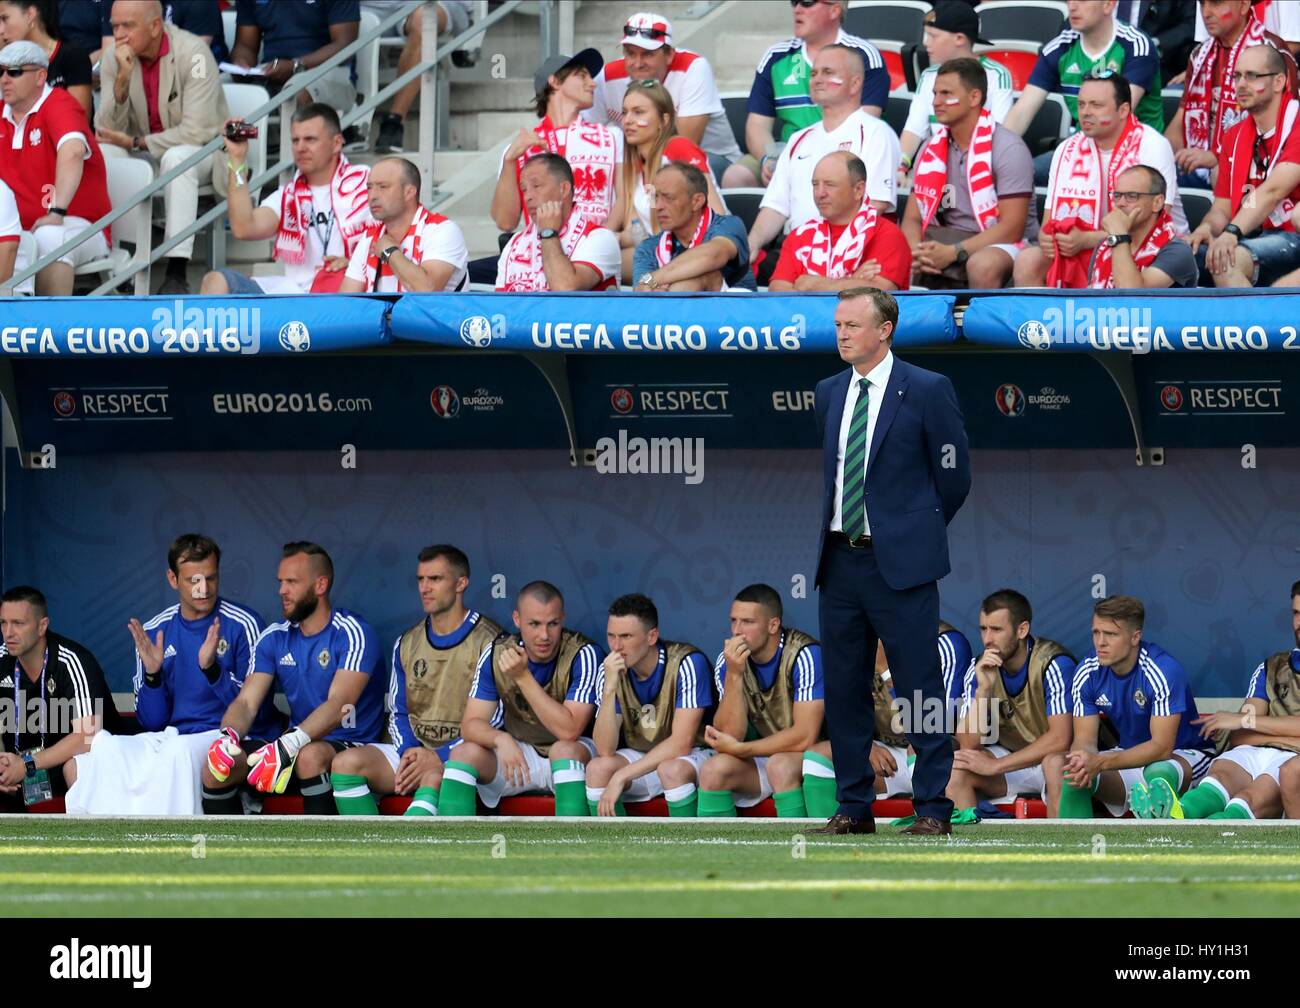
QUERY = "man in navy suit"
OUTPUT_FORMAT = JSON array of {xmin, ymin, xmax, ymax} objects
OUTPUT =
[{"xmin": 810, "ymin": 287, "xmax": 971, "ymax": 836}]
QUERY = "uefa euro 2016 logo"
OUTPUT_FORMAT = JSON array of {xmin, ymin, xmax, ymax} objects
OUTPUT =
[
  {"xmin": 430, "ymin": 386, "xmax": 461, "ymax": 418},
  {"xmin": 1017, "ymin": 320, "xmax": 1052, "ymax": 351},
  {"xmin": 460, "ymin": 314, "xmax": 507, "ymax": 348},
  {"xmin": 995, "ymin": 383, "xmax": 1025, "ymax": 417},
  {"xmin": 278, "ymin": 321, "xmax": 311, "ymax": 353}
]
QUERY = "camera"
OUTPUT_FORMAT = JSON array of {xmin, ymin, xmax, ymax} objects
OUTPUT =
[{"xmin": 225, "ymin": 121, "xmax": 259, "ymax": 140}]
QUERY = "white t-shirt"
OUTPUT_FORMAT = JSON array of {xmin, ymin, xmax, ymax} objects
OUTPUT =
[
  {"xmin": 761, "ymin": 108, "xmax": 901, "ymax": 228},
  {"xmin": 583, "ymin": 48, "xmax": 742, "ymax": 163},
  {"xmin": 495, "ymin": 221, "xmax": 622, "ymax": 291},
  {"xmin": 260, "ymin": 183, "xmax": 349, "ymax": 293},
  {"xmin": 343, "ymin": 214, "xmax": 469, "ymax": 292},
  {"xmin": 1046, "ymin": 122, "xmax": 1189, "ymax": 234},
  {"xmin": 903, "ymin": 58, "xmax": 1016, "ymax": 142},
  {"xmin": 0, "ymin": 178, "xmax": 19, "ymax": 242}
]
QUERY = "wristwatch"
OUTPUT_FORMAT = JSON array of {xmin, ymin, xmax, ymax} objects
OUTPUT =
[
  {"xmin": 538, "ymin": 228, "xmax": 559, "ymax": 241},
  {"xmin": 292, "ymin": 59, "xmax": 306, "ymax": 75},
  {"xmin": 954, "ymin": 242, "xmax": 968, "ymax": 265},
  {"xmin": 378, "ymin": 245, "xmax": 399, "ymax": 266},
  {"xmin": 1223, "ymin": 223, "xmax": 1244, "ymax": 239},
  {"xmin": 1103, "ymin": 233, "xmax": 1132, "ymax": 248}
]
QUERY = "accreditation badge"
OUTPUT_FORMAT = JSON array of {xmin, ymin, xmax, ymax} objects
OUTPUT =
[{"xmin": 20, "ymin": 747, "xmax": 52, "ymax": 805}]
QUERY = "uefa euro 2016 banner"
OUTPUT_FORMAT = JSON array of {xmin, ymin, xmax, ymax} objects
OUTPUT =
[
  {"xmin": 388, "ymin": 292, "xmax": 958, "ymax": 352},
  {"xmin": 964, "ymin": 291, "xmax": 1300, "ymax": 352},
  {"xmin": 0, "ymin": 295, "xmax": 390, "ymax": 356}
]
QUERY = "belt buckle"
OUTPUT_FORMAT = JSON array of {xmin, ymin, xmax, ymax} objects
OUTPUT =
[{"xmin": 850, "ymin": 534, "xmax": 871, "ymax": 549}]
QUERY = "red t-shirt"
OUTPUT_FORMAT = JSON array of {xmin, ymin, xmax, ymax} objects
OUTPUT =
[
  {"xmin": 140, "ymin": 32, "xmax": 171, "ymax": 136},
  {"xmin": 1214, "ymin": 115, "xmax": 1300, "ymax": 226},
  {"xmin": 771, "ymin": 215, "xmax": 912, "ymax": 289},
  {"xmin": 0, "ymin": 85, "xmax": 111, "ymax": 235}
]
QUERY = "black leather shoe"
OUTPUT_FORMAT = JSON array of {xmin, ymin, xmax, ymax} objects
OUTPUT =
[
  {"xmin": 901, "ymin": 816, "xmax": 952, "ymax": 836},
  {"xmin": 806, "ymin": 813, "xmax": 875, "ymax": 835}
]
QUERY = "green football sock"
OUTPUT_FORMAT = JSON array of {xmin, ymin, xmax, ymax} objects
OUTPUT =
[
  {"xmin": 697, "ymin": 788, "xmax": 737, "ymax": 817},
  {"xmin": 952, "ymin": 807, "xmax": 979, "ymax": 825},
  {"xmin": 330, "ymin": 772, "xmax": 378, "ymax": 815},
  {"xmin": 1143, "ymin": 759, "xmax": 1182, "ymax": 793},
  {"xmin": 801, "ymin": 751, "xmax": 838, "ymax": 818},
  {"xmin": 437, "ymin": 760, "xmax": 479, "ymax": 816},
  {"xmin": 1058, "ymin": 777, "xmax": 1095, "ymax": 818},
  {"xmin": 1179, "ymin": 779, "xmax": 1228, "ymax": 819},
  {"xmin": 551, "ymin": 759, "xmax": 589, "ymax": 816},
  {"xmin": 665, "ymin": 783, "xmax": 699, "ymax": 817},
  {"xmin": 1209, "ymin": 798, "xmax": 1253, "ymax": 820},
  {"xmin": 585, "ymin": 787, "xmax": 626, "ymax": 817},
  {"xmin": 403, "ymin": 786, "xmax": 439, "ymax": 816},
  {"xmin": 774, "ymin": 787, "xmax": 808, "ymax": 818}
]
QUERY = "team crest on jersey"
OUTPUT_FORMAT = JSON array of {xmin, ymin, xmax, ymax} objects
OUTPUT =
[
  {"xmin": 412, "ymin": 657, "xmax": 428, "ymax": 679},
  {"xmin": 216, "ymin": 638, "xmax": 229, "ymax": 657},
  {"xmin": 29, "ymin": 127, "xmax": 41, "ymax": 147},
  {"xmin": 637, "ymin": 703, "xmax": 657, "ymax": 730},
  {"xmin": 1133, "ymin": 687, "xmax": 1147, "ymax": 709},
  {"xmin": 317, "ymin": 649, "xmax": 331, "ymax": 669}
]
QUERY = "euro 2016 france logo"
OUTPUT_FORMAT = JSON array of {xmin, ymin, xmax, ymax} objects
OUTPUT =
[
  {"xmin": 279, "ymin": 321, "xmax": 311, "ymax": 353},
  {"xmin": 1017, "ymin": 320, "xmax": 1052, "ymax": 351},
  {"xmin": 460, "ymin": 315, "xmax": 493, "ymax": 348}
]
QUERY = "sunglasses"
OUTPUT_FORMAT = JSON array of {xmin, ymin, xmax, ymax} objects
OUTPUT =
[
  {"xmin": 623, "ymin": 26, "xmax": 668, "ymax": 41},
  {"xmin": 629, "ymin": 78, "xmax": 663, "ymax": 90},
  {"xmin": 791, "ymin": 0, "xmax": 827, "ymax": 7},
  {"xmin": 1084, "ymin": 68, "xmax": 1118, "ymax": 79},
  {"xmin": 1253, "ymin": 133, "xmax": 1270, "ymax": 176},
  {"xmin": 0, "ymin": 65, "xmax": 39, "ymax": 78}
]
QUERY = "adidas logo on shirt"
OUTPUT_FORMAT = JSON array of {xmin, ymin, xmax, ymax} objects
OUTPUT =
[
  {"xmin": 279, "ymin": 653, "xmax": 297, "ymax": 667},
  {"xmin": 1096, "ymin": 693, "xmax": 1111, "ymax": 707},
  {"xmin": 1064, "ymin": 63, "xmax": 1080, "ymax": 75},
  {"xmin": 163, "ymin": 645, "xmax": 177, "ymax": 659},
  {"xmin": 0, "ymin": 675, "xmax": 11, "ymax": 688}
]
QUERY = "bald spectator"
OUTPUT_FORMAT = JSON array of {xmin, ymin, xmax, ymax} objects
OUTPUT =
[
  {"xmin": 98, "ymin": 1, "xmax": 231, "ymax": 66},
  {"xmin": 633, "ymin": 161, "xmax": 753, "ymax": 292},
  {"xmin": 1088, "ymin": 164, "xmax": 1197, "ymax": 288},
  {"xmin": 768, "ymin": 151, "xmax": 910, "ymax": 291},
  {"xmin": 902, "ymin": 58, "xmax": 1036, "ymax": 290},
  {"xmin": 96, "ymin": 1, "xmax": 226, "ymax": 294},
  {"xmin": 340, "ymin": 156, "xmax": 468, "ymax": 293},
  {"xmin": 722, "ymin": 0, "xmax": 888, "ymax": 188}
]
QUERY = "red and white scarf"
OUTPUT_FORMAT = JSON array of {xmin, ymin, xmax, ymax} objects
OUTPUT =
[
  {"xmin": 911, "ymin": 109, "xmax": 1000, "ymax": 233},
  {"xmin": 656, "ymin": 206, "xmax": 712, "ymax": 266},
  {"xmin": 275, "ymin": 156, "xmax": 371, "ymax": 266},
  {"xmin": 1183, "ymin": 12, "xmax": 1267, "ymax": 155},
  {"xmin": 1045, "ymin": 115, "xmax": 1145, "ymax": 288},
  {"xmin": 362, "ymin": 205, "xmax": 446, "ymax": 291},
  {"xmin": 498, "ymin": 206, "xmax": 601, "ymax": 291},
  {"xmin": 790, "ymin": 201, "xmax": 879, "ymax": 277},
  {"xmin": 1225, "ymin": 90, "xmax": 1300, "ymax": 229},
  {"xmin": 1089, "ymin": 208, "xmax": 1178, "ymax": 288},
  {"xmin": 517, "ymin": 117, "xmax": 619, "ymax": 225}
]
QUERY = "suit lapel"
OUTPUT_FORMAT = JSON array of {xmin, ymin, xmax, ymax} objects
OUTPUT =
[
  {"xmin": 823, "ymin": 368, "xmax": 851, "ymax": 490},
  {"xmin": 866, "ymin": 361, "xmax": 909, "ymax": 477},
  {"xmin": 129, "ymin": 60, "xmax": 148, "ymax": 134},
  {"xmin": 158, "ymin": 43, "xmax": 176, "ymax": 130}
]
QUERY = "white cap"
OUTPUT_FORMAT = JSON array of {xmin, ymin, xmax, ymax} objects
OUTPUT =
[
  {"xmin": 621, "ymin": 12, "xmax": 673, "ymax": 51},
  {"xmin": 0, "ymin": 40, "xmax": 49, "ymax": 70}
]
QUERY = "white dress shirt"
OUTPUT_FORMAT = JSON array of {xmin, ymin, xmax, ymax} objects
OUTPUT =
[{"xmin": 830, "ymin": 350, "xmax": 894, "ymax": 536}]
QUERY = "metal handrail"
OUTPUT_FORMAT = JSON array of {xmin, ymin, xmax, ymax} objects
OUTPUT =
[{"xmin": 3, "ymin": 0, "xmax": 511, "ymax": 295}]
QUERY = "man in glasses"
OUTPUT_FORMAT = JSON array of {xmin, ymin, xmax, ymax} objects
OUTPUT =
[
  {"xmin": 1189, "ymin": 44, "xmax": 1300, "ymax": 287},
  {"xmin": 1169, "ymin": 0, "xmax": 1295, "ymax": 190},
  {"xmin": 0, "ymin": 40, "xmax": 111, "ymax": 296},
  {"xmin": 583, "ymin": 11, "xmax": 741, "ymax": 180},
  {"xmin": 1089, "ymin": 164, "xmax": 1198, "ymax": 287},
  {"xmin": 1013, "ymin": 71, "xmax": 1185, "ymax": 288},
  {"xmin": 721, "ymin": 0, "xmax": 889, "ymax": 189}
]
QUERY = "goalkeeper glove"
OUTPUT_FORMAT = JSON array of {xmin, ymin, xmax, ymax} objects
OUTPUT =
[
  {"xmin": 246, "ymin": 727, "xmax": 311, "ymax": 794},
  {"xmin": 206, "ymin": 727, "xmax": 243, "ymax": 783}
]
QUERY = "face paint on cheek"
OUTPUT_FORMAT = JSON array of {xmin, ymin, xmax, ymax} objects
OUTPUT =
[{"xmin": 942, "ymin": 97, "xmax": 961, "ymax": 105}]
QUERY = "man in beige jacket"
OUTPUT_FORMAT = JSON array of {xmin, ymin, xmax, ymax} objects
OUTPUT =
[{"xmin": 95, "ymin": 0, "xmax": 226, "ymax": 293}]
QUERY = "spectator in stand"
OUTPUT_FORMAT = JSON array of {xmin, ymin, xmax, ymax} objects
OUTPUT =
[
  {"xmin": 768, "ymin": 151, "xmax": 911, "ymax": 292},
  {"xmin": 230, "ymin": 0, "xmax": 359, "ymax": 113},
  {"xmin": 58, "ymin": 0, "xmax": 103, "ymax": 58},
  {"xmin": 1014, "ymin": 72, "xmax": 1186, "ymax": 288},
  {"xmin": 721, "ymin": 0, "xmax": 888, "ymax": 189},
  {"xmin": 1168, "ymin": 0, "xmax": 1295, "ymax": 190},
  {"xmin": 361, "ymin": 0, "xmax": 473, "ymax": 153},
  {"xmin": 1118, "ymin": 1, "xmax": 1198, "ymax": 82},
  {"xmin": 1194, "ymin": 0, "xmax": 1300, "ymax": 58},
  {"xmin": 490, "ymin": 49, "xmax": 623, "ymax": 234},
  {"xmin": 95, "ymin": 0, "xmax": 226, "ymax": 295},
  {"xmin": 1088, "ymin": 164, "xmax": 1199, "ymax": 287},
  {"xmin": 1188, "ymin": 44, "xmax": 1300, "ymax": 286},
  {"xmin": 747, "ymin": 44, "xmax": 900, "ymax": 266},
  {"xmin": 583, "ymin": 11, "xmax": 741, "ymax": 181},
  {"xmin": 902, "ymin": 58, "xmax": 1036, "ymax": 290},
  {"xmin": 633, "ymin": 161, "xmax": 753, "ymax": 292},
  {"xmin": 1005, "ymin": 0, "xmax": 1164, "ymax": 185},
  {"xmin": 200, "ymin": 103, "xmax": 373, "ymax": 295},
  {"xmin": 340, "ymin": 156, "xmax": 467, "ymax": 292},
  {"xmin": 611, "ymin": 78, "xmax": 725, "ymax": 283},
  {"xmin": 0, "ymin": 0, "xmax": 91, "ymax": 120},
  {"xmin": 496, "ymin": 152, "xmax": 621, "ymax": 292},
  {"xmin": 898, "ymin": 3, "xmax": 1014, "ymax": 185},
  {"xmin": 100, "ymin": 1, "xmax": 229, "ymax": 66},
  {"xmin": 0, "ymin": 40, "xmax": 110, "ymax": 295}
]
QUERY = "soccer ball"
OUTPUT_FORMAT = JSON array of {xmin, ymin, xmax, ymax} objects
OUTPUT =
[
  {"xmin": 1017, "ymin": 320, "xmax": 1052, "ymax": 351},
  {"xmin": 278, "ymin": 321, "xmax": 311, "ymax": 353}
]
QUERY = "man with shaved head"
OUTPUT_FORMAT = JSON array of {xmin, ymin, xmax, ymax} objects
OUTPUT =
[
  {"xmin": 339, "ymin": 156, "xmax": 468, "ymax": 292},
  {"xmin": 95, "ymin": 0, "xmax": 227, "ymax": 294}
]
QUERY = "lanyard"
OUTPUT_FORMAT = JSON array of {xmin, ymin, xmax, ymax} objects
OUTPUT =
[
  {"xmin": 307, "ymin": 196, "xmax": 336, "ymax": 253},
  {"xmin": 13, "ymin": 646, "xmax": 48, "ymax": 751}
]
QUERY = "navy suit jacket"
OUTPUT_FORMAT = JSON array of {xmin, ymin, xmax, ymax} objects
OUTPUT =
[{"xmin": 814, "ymin": 355, "xmax": 971, "ymax": 591}]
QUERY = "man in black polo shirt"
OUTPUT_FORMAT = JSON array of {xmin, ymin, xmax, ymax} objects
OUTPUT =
[
  {"xmin": 0, "ymin": 586, "xmax": 124, "ymax": 810},
  {"xmin": 230, "ymin": 0, "xmax": 360, "ymax": 112}
]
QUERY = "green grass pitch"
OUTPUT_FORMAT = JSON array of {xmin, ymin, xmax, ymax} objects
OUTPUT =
[{"xmin": 2, "ymin": 818, "xmax": 1299, "ymax": 917}]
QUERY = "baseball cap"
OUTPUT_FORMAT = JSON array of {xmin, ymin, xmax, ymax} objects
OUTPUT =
[
  {"xmin": 926, "ymin": 1, "xmax": 992, "ymax": 46},
  {"xmin": 621, "ymin": 12, "xmax": 673, "ymax": 51},
  {"xmin": 533, "ymin": 47, "xmax": 604, "ymax": 97},
  {"xmin": 0, "ymin": 40, "xmax": 49, "ymax": 70}
]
